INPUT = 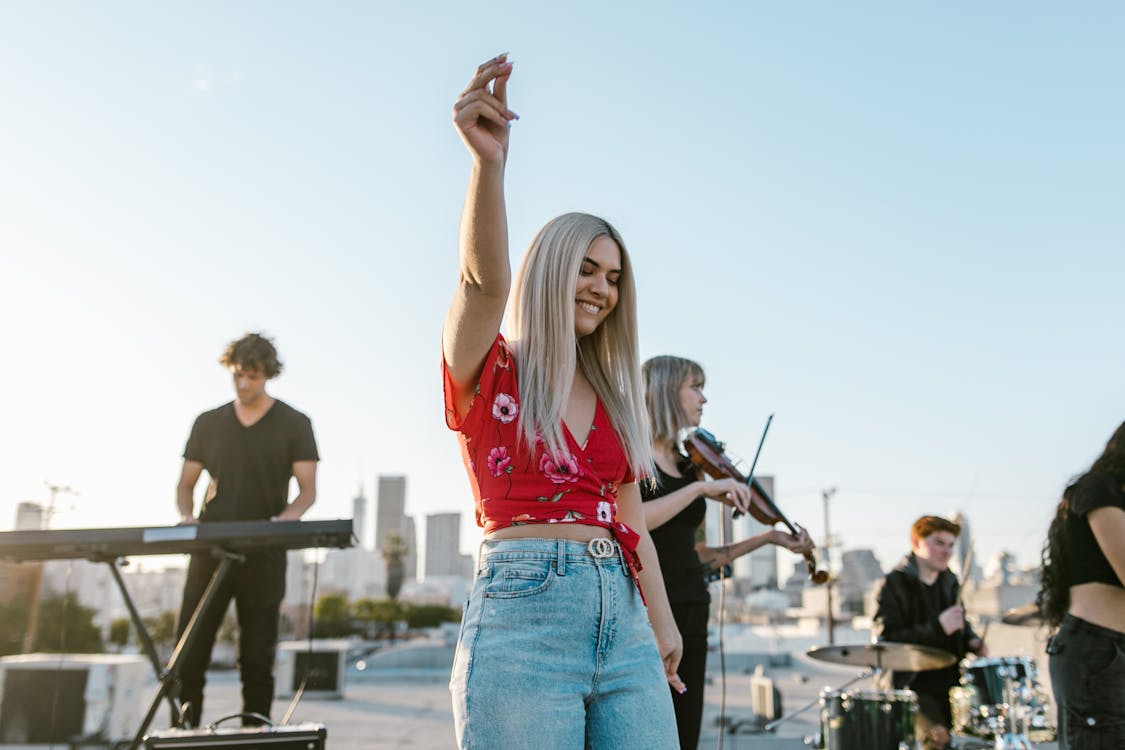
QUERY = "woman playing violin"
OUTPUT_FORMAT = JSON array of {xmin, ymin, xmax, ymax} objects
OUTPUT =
[{"xmin": 641, "ymin": 355, "xmax": 814, "ymax": 749}]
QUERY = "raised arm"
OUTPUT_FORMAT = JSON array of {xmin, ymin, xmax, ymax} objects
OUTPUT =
[{"xmin": 443, "ymin": 54, "xmax": 519, "ymax": 417}]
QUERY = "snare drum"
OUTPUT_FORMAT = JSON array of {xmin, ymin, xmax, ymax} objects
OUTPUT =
[{"xmin": 820, "ymin": 688, "xmax": 919, "ymax": 750}]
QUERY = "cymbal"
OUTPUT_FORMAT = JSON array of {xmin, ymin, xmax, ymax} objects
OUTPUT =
[
  {"xmin": 1001, "ymin": 603, "xmax": 1043, "ymax": 626},
  {"xmin": 807, "ymin": 642, "xmax": 957, "ymax": 672}
]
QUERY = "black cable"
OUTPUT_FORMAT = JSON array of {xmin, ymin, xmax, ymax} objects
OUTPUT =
[
  {"xmin": 715, "ymin": 509, "xmax": 727, "ymax": 750},
  {"xmin": 280, "ymin": 549, "xmax": 321, "ymax": 726}
]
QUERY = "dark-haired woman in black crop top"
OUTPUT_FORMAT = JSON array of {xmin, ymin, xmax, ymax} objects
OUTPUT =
[
  {"xmin": 640, "ymin": 355, "xmax": 813, "ymax": 749},
  {"xmin": 1038, "ymin": 421, "xmax": 1125, "ymax": 749}
]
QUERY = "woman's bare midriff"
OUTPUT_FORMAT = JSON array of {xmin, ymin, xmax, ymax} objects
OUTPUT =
[
  {"xmin": 486, "ymin": 523, "xmax": 612, "ymax": 542},
  {"xmin": 1069, "ymin": 582, "xmax": 1125, "ymax": 633}
]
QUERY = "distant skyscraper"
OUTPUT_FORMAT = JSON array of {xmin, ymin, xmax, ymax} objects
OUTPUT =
[
  {"xmin": 375, "ymin": 475, "xmax": 407, "ymax": 552},
  {"xmin": 352, "ymin": 485, "xmax": 369, "ymax": 550},
  {"xmin": 404, "ymin": 516, "xmax": 418, "ymax": 583},
  {"xmin": 950, "ymin": 510, "xmax": 982, "ymax": 583},
  {"xmin": 707, "ymin": 476, "xmax": 780, "ymax": 590},
  {"xmin": 375, "ymin": 475, "xmax": 416, "ymax": 584},
  {"xmin": 735, "ymin": 476, "xmax": 779, "ymax": 589},
  {"xmin": 15, "ymin": 502, "xmax": 44, "ymax": 531},
  {"xmin": 425, "ymin": 513, "xmax": 462, "ymax": 578}
]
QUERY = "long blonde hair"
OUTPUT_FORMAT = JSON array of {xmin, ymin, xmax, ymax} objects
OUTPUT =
[
  {"xmin": 643, "ymin": 355, "xmax": 705, "ymax": 448},
  {"xmin": 509, "ymin": 212, "xmax": 652, "ymax": 477}
]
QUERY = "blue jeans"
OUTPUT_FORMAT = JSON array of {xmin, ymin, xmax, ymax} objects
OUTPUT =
[{"xmin": 450, "ymin": 538, "xmax": 678, "ymax": 749}]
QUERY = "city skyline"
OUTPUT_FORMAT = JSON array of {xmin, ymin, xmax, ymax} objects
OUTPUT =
[{"xmin": 3, "ymin": 3, "xmax": 1123, "ymax": 574}]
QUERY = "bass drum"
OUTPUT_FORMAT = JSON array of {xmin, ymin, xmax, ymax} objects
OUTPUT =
[
  {"xmin": 950, "ymin": 656, "xmax": 1056, "ymax": 742},
  {"xmin": 820, "ymin": 688, "xmax": 920, "ymax": 750}
]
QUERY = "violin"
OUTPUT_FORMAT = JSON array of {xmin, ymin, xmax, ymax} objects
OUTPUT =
[{"xmin": 683, "ymin": 427, "xmax": 829, "ymax": 585}]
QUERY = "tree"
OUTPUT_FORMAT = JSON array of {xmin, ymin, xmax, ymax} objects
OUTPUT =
[
  {"xmin": 108, "ymin": 617, "xmax": 132, "ymax": 649},
  {"xmin": 353, "ymin": 598, "xmax": 403, "ymax": 640},
  {"xmin": 0, "ymin": 596, "xmax": 30, "ymax": 656},
  {"xmin": 403, "ymin": 604, "xmax": 461, "ymax": 630},
  {"xmin": 142, "ymin": 610, "xmax": 178, "ymax": 647},
  {"xmin": 382, "ymin": 533, "xmax": 409, "ymax": 600},
  {"xmin": 34, "ymin": 592, "xmax": 103, "ymax": 653},
  {"xmin": 312, "ymin": 594, "xmax": 351, "ymax": 638}
]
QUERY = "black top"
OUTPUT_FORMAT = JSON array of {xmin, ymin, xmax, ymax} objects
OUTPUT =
[
  {"xmin": 184, "ymin": 400, "xmax": 319, "ymax": 522},
  {"xmin": 1065, "ymin": 472, "xmax": 1125, "ymax": 588},
  {"xmin": 872, "ymin": 553, "xmax": 979, "ymax": 698},
  {"xmin": 641, "ymin": 458, "xmax": 709, "ymax": 604}
]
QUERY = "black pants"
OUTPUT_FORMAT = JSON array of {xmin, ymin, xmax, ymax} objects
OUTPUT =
[
  {"xmin": 668, "ymin": 602, "xmax": 709, "ymax": 750},
  {"xmin": 174, "ymin": 550, "xmax": 286, "ymax": 728},
  {"xmin": 1048, "ymin": 614, "xmax": 1125, "ymax": 749}
]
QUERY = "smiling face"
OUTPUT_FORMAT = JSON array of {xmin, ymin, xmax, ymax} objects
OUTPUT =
[
  {"xmin": 678, "ymin": 374, "xmax": 707, "ymax": 428},
  {"xmin": 573, "ymin": 235, "xmax": 621, "ymax": 338}
]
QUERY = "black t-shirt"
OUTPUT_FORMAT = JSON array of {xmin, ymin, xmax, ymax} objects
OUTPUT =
[
  {"xmin": 184, "ymin": 399, "xmax": 319, "ymax": 522},
  {"xmin": 1065, "ymin": 471, "xmax": 1125, "ymax": 588},
  {"xmin": 641, "ymin": 459, "xmax": 709, "ymax": 604}
]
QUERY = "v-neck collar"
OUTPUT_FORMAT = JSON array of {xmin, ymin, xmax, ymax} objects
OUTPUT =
[
  {"xmin": 561, "ymin": 398, "xmax": 602, "ymax": 453},
  {"xmin": 231, "ymin": 399, "xmax": 276, "ymax": 429}
]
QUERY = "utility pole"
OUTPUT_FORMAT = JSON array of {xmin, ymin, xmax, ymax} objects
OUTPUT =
[
  {"xmin": 22, "ymin": 482, "xmax": 78, "ymax": 653},
  {"xmin": 822, "ymin": 487, "xmax": 837, "ymax": 645}
]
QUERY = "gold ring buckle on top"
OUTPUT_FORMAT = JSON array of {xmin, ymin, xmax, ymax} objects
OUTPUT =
[{"xmin": 587, "ymin": 538, "xmax": 616, "ymax": 559}]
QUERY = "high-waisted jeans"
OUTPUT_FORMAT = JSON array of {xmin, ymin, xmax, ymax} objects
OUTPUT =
[
  {"xmin": 1048, "ymin": 613, "xmax": 1125, "ymax": 749},
  {"xmin": 449, "ymin": 538, "xmax": 678, "ymax": 749}
]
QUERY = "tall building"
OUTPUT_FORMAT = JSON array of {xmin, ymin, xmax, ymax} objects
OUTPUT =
[
  {"xmin": 950, "ymin": 510, "xmax": 982, "ymax": 583},
  {"xmin": 703, "ymin": 475, "xmax": 781, "ymax": 592},
  {"xmin": 404, "ymin": 517, "xmax": 418, "ymax": 583},
  {"xmin": 375, "ymin": 475, "xmax": 407, "ymax": 552},
  {"xmin": 375, "ymin": 474, "xmax": 416, "ymax": 584},
  {"xmin": 352, "ymin": 485, "xmax": 369, "ymax": 550},
  {"xmin": 15, "ymin": 501, "xmax": 45, "ymax": 531},
  {"xmin": 425, "ymin": 513, "xmax": 462, "ymax": 579}
]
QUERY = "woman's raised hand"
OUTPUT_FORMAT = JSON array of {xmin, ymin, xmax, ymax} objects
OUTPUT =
[
  {"xmin": 700, "ymin": 477, "xmax": 753, "ymax": 515},
  {"xmin": 453, "ymin": 54, "xmax": 519, "ymax": 166}
]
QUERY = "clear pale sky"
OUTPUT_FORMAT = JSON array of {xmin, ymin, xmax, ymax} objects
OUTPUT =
[{"xmin": 2, "ymin": 3, "xmax": 1122, "ymax": 574}]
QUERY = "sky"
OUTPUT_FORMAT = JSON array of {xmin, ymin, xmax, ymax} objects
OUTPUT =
[{"xmin": 1, "ymin": 2, "xmax": 1122, "ymax": 577}]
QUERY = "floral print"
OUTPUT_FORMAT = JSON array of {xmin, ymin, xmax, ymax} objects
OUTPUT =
[
  {"xmin": 540, "ymin": 451, "xmax": 582, "ymax": 484},
  {"xmin": 486, "ymin": 447, "xmax": 511, "ymax": 477},
  {"xmin": 492, "ymin": 393, "xmax": 519, "ymax": 424},
  {"xmin": 595, "ymin": 501, "xmax": 613, "ymax": 523},
  {"xmin": 443, "ymin": 333, "xmax": 643, "ymax": 579}
]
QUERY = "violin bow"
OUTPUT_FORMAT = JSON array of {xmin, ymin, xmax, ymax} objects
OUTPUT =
[{"xmin": 733, "ymin": 414, "xmax": 775, "ymax": 518}]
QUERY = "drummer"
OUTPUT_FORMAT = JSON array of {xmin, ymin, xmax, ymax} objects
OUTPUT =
[{"xmin": 873, "ymin": 515, "xmax": 987, "ymax": 750}]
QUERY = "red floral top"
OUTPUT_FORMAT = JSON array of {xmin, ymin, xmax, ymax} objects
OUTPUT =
[{"xmin": 443, "ymin": 334, "xmax": 643, "ymax": 577}]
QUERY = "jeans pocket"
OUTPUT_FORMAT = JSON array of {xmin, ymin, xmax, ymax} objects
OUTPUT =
[
  {"xmin": 1067, "ymin": 704, "xmax": 1125, "ymax": 749},
  {"xmin": 484, "ymin": 561, "xmax": 556, "ymax": 599}
]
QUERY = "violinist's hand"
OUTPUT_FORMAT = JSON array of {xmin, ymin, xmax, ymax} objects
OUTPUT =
[
  {"xmin": 772, "ymin": 525, "xmax": 814, "ymax": 554},
  {"xmin": 453, "ymin": 53, "xmax": 519, "ymax": 166},
  {"xmin": 699, "ymin": 478, "xmax": 752, "ymax": 514}
]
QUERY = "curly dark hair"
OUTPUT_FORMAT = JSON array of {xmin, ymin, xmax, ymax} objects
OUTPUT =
[
  {"xmin": 219, "ymin": 333, "xmax": 283, "ymax": 378},
  {"xmin": 1037, "ymin": 420, "xmax": 1125, "ymax": 629}
]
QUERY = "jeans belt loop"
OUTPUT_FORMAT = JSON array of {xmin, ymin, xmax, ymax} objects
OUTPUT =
[
  {"xmin": 587, "ymin": 537, "xmax": 616, "ymax": 559},
  {"xmin": 556, "ymin": 538, "xmax": 567, "ymax": 576}
]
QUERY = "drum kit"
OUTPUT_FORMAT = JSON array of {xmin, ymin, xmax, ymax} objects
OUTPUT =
[{"xmin": 773, "ymin": 641, "xmax": 1057, "ymax": 749}]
